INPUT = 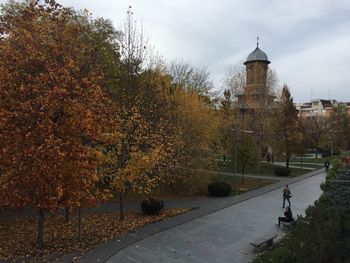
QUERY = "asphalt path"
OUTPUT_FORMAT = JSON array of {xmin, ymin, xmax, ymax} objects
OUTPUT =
[{"xmin": 106, "ymin": 172, "xmax": 325, "ymax": 263}]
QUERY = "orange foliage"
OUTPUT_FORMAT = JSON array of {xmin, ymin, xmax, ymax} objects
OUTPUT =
[{"xmin": 0, "ymin": 1, "xmax": 114, "ymax": 212}]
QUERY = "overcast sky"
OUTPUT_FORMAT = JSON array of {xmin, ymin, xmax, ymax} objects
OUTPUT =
[{"xmin": 2, "ymin": 0, "xmax": 350, "ymax": 102}]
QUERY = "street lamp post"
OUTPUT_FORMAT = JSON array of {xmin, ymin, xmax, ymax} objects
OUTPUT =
[
  {"xmin": 233, "ymin": 131, "xmax": 238, "ymax": 195},
  {"xmin": 231, "ymin": 102, "xmax": 253, "ymax": 195},
  {"xmin": 231, "ymin": 127, "xmax": 253, "ymax": 195},
  {"xmin": 330, "ymin": 129, "xmax": 333, "ymax": 160}
]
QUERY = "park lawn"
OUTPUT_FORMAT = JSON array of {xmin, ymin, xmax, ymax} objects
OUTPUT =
[
  {"xmin": 0, "ymin": 209, "xmax": 189, "ymax": 262},
  {"xmin": 288, "ymin": 162, "xmax": 323, "ymax": 169},
  {"xmin": 290, "ymin": 157, "xmax": 327, "ymax": 164},
  {"xmin": 218, "ymin": 162, "xmax": 310, "ymax": 178},
  {"xmin": 126, "ymin": 169, "xmax": 276, "ymax": 199},
  {"xmin": 211, "ymin": 174, "xmax": 276, "ymax": 195}
]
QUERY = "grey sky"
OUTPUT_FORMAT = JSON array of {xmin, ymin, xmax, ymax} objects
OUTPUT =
[{"xmin": 2, "ymin": 0, "xmax": 350, "ymax": 102}]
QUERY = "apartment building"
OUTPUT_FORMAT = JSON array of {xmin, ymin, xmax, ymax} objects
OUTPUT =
[{"xmin": 295, "ymin": 99, "xmax": 350, "ymax": 119}]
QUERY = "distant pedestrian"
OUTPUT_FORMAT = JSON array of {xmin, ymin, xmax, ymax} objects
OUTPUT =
[
  {"xmin": 266, "ymin": 153, "xmax": 271, "ymax": 163},
  {"xmin": 277, "ymin": 206, "xmax": 294, "ymax": 226},
  {"xmin": 282, "ymin": 185, "xmax": 291, "ymax": 208},
  {"xmin": 324, "ymin": 160, "xmax": 330, "ymax": 174}
]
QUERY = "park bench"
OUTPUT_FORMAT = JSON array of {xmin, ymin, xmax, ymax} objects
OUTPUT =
[
  {"xmin": 281, "ymin": 219, "xmax": 297, "ymax": 230},
  {"xmin": 281, "ymin": 216, "xmax": 300, "ymax": 230},
  {"xmin": 250, "ymin": 233, "xmax": 278, "ymax": 252}
]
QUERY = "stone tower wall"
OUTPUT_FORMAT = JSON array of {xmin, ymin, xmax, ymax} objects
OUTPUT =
[{"xmin": 245, "ymin": 61, "xmax": 268, "ymax": 96}]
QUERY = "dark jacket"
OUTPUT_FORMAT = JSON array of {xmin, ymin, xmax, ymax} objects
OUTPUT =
[{"xmin": 284, "ymin": 208, "xmax": 294, "ymax": 222}]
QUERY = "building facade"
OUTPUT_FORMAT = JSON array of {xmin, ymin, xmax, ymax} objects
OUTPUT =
[
  {"xmin": 237, "ymin": 43, "xmax": 275, "ymax": 110},
  {"xmin": 296, "ymin": 99, "xmax": 350, "ymax": 119},
  {"xmin": 236, "ymin": 42, "xmax": 276, "ymax": 155}
]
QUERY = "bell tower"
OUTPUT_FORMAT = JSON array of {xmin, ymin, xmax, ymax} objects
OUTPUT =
[
  {"xmin": 239, "ymin": 37, "xmax": 271, "ymax": 107},
  {"xmin": 236, "ymin": 39, "xmax": 275, "ymax": 155}
]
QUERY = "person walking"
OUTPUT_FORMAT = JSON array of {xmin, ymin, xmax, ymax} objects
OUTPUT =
[
  {"xmin": 282, "ymin": 185, "xmax": 291, "ymax": 208},
  {"xmin": 324, "ymin": 160, "xmax": 330, "ymax": 174}
]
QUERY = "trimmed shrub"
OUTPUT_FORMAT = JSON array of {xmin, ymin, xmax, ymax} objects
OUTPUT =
[
  {"xmin": 208, "ymin": 181, "xmax": 232, "ymax": 197},
  {"xmin": 274, "ymin": 167, "xmax": 291, "ymax": 176},
  {"xmin": 270, "ymin": 247, "xmax": 295, "ymax": 263},
  {"xmin": 140, "ymin": 198, "xmax": 164, "ymax": 215},
  {"xmin": 321, "ymin": 150, "xmax": 331, "ymax": 158}
]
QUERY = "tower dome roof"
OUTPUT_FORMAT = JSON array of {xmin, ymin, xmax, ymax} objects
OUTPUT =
[{"xmin": 244, "ymin": 47, "xmax": 270, "ymax": 65}]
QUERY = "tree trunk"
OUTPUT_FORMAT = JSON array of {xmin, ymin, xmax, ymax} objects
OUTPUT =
[
  {"xmin": 37, "ymin": 209, "xmax": 45, "ymax": 247},
  {"xmin": 119, "ymin": 141, "xmax": 127, "ymax": 221},
  {"xmin": 242, "ymin": 165, "xmax": 245, "ymax": 185},
  {"xmin": 77, "ymin": 206, "xmax": 82, "ymax": 242},
  {"xmin": 65, "ymin": 207, "xmax": 70, "ymax": 223},
  {"xmin": 300, "ymin": 155, "xmax": 303, "ymax": 169},
  {"xmin": 286, "ymin": 157, "xmax": 290, "ymax": 168},
  {"xmin": 119, "ymin": 191, "xmax": 124, "ymax": 221}
]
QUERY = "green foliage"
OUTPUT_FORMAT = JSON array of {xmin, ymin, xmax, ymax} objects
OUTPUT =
[
  {"xmin": 289, "ymin": 203, "xmax": 349, "ymax": 263},
  {"xmin": 255, "ymin": 159, "xmax": 350, "ymax": 263},
  {"xmin": 236, "ymin": 134, "xmax": 260, "ymax": 173},
  {"xmin": 217, "ymin": 89, "xmax": 235, "ymax": 158},
  {"xmin": 322, "ymin": 171, "xmax": 350, "ymax": 212},
  {"xmin": 208, "ymin": 181, "xmax": 232, "ymax": 197},
  {"xmin": 328, "ymin": 104, "xmax": 350, "ymax": 152},
  {"xmin": 273, "ymin": 85, "xmax": 301, "ymax": 167},
  {"xmin": 270, "ymin": 247, "xmax": 295, "ymax": 263}
]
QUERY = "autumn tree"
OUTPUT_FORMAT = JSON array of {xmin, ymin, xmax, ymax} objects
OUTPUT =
[
  {"xmin": 218, "ymin": 89, "xmax": 235, "ymax": 163},
  {"xmin": 294, "ymin": 118, "xmax": 307, "ymax": 167},
  {"xmin": 102, "ymin": 68, "xmax": 178, "ymax": 197},
  {"xmin": 236, "ymin": 134, "xmax": 260, "ymax": 184},
  {"xmin": 172, "ymin": 88, "xmax": 219, "ymax": 169},
  {"xmin": 273, "ymin": 85, "xmax": 300, "ymax": 168},
  {"xmin": 168, "ymin": 59, "xmax": 213, "ymax": 97},
  {"xmin": 222, "ymin": 63, "xmax": 246, "ymax": 97},
  {"xmin": 167, "ymin": 59, "xmax": 219, "ymax": 169},
  {"xmin": 100, "ymin": 7, "xmax": 179, "ymax": 220},
  {"xmin": 304, "ymin": 115, "xmax": 327, "ymax": 158},
  {"xmin": 327, "ymin": 104, "xmax": 350, "ymax": 154},
  {"xmin": 0, "ymin": 1, "xmax": 114, "ymax": 246}
]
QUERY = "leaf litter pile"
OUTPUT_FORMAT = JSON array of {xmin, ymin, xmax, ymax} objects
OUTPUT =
[{"xmin": 0, "ymin": 208, "xmax": 189, "ymax": 262}]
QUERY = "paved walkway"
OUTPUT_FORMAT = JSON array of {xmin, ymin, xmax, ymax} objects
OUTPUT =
[
  {"xmin": 289, "ymin": 162, "xmax": 323, "ymax": 166},
  {"xmin": 272, "ymin": 162, "xmax": 315, "ymax": 170},
  {"xmin": 77, "ymin": 169, "xmax": 324, "ymax": 263},
  {"xmin": 104, "ymin": 172, "xmax": 324, "ymax": 263}
]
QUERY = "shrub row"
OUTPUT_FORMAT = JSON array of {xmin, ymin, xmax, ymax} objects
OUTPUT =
[
  {"xmin": 208, "ymin": 181, "xmax": 232, "ymax": 197},
  {"xmin": 140, "ymin": 198, "xmax": 164, "ymax": 215},
  {"xmin": 274, "ymin": 167, "xmax": 290, "ymax": 176}
]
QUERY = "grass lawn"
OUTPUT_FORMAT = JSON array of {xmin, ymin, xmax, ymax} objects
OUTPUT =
[
  {"xmin": 211, "ymin": 174, "xmax": 276, "ymax": 195},
  {"xmin": 218, "ymin": 161, "xmax": 310, "ymax": 178},
  {"xmin": 290, "ymin": 156, "xmax": 327, "ymax": 164},
  {"xmin": 288, "ymin": 162, "xmax": 323, "ymax": 169},
  {"xmin": 126, "ymin": 169, "xmax": 276, "ymax": 199}
]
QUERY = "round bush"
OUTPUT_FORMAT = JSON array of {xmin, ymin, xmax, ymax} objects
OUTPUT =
[
  {"xmin": 274, "ymin": 167, "xmax": 291, "ymax": 176},
  {"xmin": 140, "ymin": 198, "xmax": 164, "ymax": 215},
  {"xmin": 208, "ymin": 181, "xmax": 232, "ymax": 197}
]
